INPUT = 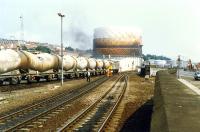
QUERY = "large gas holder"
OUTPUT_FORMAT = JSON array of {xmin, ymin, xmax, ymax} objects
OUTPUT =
[{"xmin": 93, "ymin": 27, "xmax": 143, "ymax": 72}]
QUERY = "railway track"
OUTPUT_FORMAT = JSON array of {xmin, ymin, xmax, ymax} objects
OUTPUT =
[
  {"xmin": 0, "ymin": 75, "xmax": 109, "ymax": 131},
  {"xmin": 57, "ymin": 74, "xmax": 128, "ymax": 132}
]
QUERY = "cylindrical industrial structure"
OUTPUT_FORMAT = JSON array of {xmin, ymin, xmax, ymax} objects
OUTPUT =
[{"xmin": 93, "ymin": 27, "xmax": 142, "ymax": 57}]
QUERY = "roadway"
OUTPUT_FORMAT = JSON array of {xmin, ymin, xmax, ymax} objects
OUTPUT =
[
  {"xmin": 179, "ymin": 69, "xmax": 195, "ymax": 78},
  {"xmin": 179, "ymin": 69, "xmax": 200, "ymax": 89}
]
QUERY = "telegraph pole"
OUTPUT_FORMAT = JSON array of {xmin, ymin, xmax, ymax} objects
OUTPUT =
[
  {"xmin": 177, "ymin": 55, "xmax": 181, "ymax": 78},
  {"xmin": 58, "ymin": 13, "xmax": 65, "ymax": 86}
]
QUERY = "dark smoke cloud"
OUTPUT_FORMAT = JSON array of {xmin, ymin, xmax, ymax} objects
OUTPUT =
[
  {"xmin": 64, "ymin": 26, "xmax": 92, "ymax": 50},
  {"xmin": 63, "ymin": 9, "xmax": 92, "ymax": 50}
]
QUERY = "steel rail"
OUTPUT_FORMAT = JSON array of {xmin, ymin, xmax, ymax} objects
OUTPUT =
[
  {"xmin": 0, "ymin": 76, "xmax": 105, "ymax": 121},
  {"xmin": 0, "ymin": 76, "xmax": 109, "ymax": 131},
  {"xmin": 98, "ymin": 75, "xmax": 128, "ymax": 132},
  {"xmin": 57, "ymin": 74, "xmax": 126, "ymax": 132}
]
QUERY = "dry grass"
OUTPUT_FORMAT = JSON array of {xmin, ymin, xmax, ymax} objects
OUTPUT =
[{"xmin": 104, "ymin": 73, "xmax": 155, "ymax": 131}]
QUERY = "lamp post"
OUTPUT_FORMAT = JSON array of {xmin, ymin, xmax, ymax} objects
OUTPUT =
[
  {"xmin": 177, "ymin": 55, "xmax": 181, "ymax": 79},
  {"xmin": 58, "ymin": 13, "xmax": 65, "ymax": 86},
  {"xmin": 19, "ymin": 15, "xmax": 24, "ymax": 50}
]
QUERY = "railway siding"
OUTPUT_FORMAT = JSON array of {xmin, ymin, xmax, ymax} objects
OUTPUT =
[
  {"xmin": 0, "ymin": 76, "xmax": 100, "ymax": 115},
  {"xmin": 27, "ymin": 75, "xmax": 120, "ymax": 131},
  {"xmin": 0, "ymin": 76, "xmax": 109, "ymax": 131},
  {"xmin": 0, "ymin": 72, "xmax": 155, "ymax": 131},
  {"xmin": 57, "ymin": 74, "xmax": 127, "ymax": 131}
]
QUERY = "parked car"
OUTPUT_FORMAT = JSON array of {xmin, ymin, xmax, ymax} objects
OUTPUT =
[{"xmin": 194, "ymin": 71, "xmax": 200, "ymax": 80}]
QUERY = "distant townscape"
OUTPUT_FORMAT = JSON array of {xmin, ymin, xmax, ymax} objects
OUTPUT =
[{"xmin": 0, "ymin": 38, "xmax": 92, "ymax": 57}]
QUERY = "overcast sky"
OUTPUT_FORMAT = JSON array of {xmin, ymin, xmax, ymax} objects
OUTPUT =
[{"xmin": 1, "ymin": 0, "xmax": 200, "ymax": 61}]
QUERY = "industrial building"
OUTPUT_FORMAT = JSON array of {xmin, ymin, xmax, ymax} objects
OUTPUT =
[{"xmin": 93, "ymin": 27, "xmax": 143, "ymax": 71}]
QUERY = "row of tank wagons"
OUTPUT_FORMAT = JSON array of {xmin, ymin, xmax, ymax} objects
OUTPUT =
[{"xmin": 0, "ymin": 49, "xmax": 112, "ymax": 84}]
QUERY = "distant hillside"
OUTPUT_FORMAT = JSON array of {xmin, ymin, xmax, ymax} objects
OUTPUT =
[
  {"xmin": 143, "ymin": 54, "xmax": 171, "ymax": 60},
  {"xmin": 65, "ymin": 46, "xmax": 92, "ymax": 53}
]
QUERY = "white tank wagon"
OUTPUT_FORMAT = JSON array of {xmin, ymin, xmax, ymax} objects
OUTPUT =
[
  {"xmin": 59, "ymin": 55, "xmax": 77, "ymax": 71},
  {"xmin": 96, "ymin": 59, "xmax": 103, "ymax": 69},
  {"xmin": 0, "ymin": 49, "xmax": 29, "ymax": 84},
  {"xmin": 76, "ymin": 57, "xmax": 88, "ymax": 70},
  {"xmin": 0, "ymin": 49, "xmax": 29, "ymax": 74},
  {"xmin": 87, "ymin": 58, "xmax": 97, "ymax": 70},
  {"xmin": 103, "ymin": 60, "xmax": 110, "ymax": 69},
  {"xmin": 21, "ymin": 51, "xmax": 59, "ymax": 72}
]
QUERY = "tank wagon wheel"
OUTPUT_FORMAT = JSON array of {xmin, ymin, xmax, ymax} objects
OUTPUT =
[
  {"xmin": 82, "ymin": 73, "xmax": 85, "ymax": 78},
  {"xmin": 75, "ymin": 72, "xmax": 79, "ymax": 78},
  {"xmin": 64, "ymin": 75, "xmax": 67, "ymax": 79},
  {"xmin": 94, "ymin": 70, "xmax": 97, "ymax": 76},
  {"xmin": 54, "ymin": 74, "xmax": 59, "ymax": 80},
  {"xmin": 35, "ymin": 77, "xmax": 40, "ymax": 82},
  {"xmin": 90, "ymin": 72, "xmax": 94, "ymax": 76},
  {"xmin": 67, "ymin": 74, "xmax": 71, "ymax": 79},
  {"xmin": 82, "ymin": 73, "xmax": 86, "ymax": 78},
  {"xmin": 56, "ymin": 77, "xmax": 60, "ymax": 81},
  {"xmin": 9, "ymin": 78, "xmax": 13, "ymax": 85},
  {"xmin": 45, "ymin": 76, "xmax": 49, "ymax": 82},
  {"xmin": 49, "ymin": 75, "xmax": 53, "ymax": 81},
  {"xmin": 45, "ymin": 75, "xmax": 52, "ymax": 82},
  {"xmin": 0, "ymin": 80, "xmax": 3, "ymax": 85},
  {"xmin": 9, "ymin": 77, "xmax": 20, "ymax": 85},
  {"xmin": 17, "ymin": 77, "xmax": 21, "ymax": 84},
  {"xmin": 99, "ymin": 71, "xmax": 102, "ymax": 75},
  {"xmin": 27, "ymin": 76, "xmax": 32, "ymax": 84},
  {"xmin": 103, "ymin": 70, "xmax": 106, "ymax": 75}
]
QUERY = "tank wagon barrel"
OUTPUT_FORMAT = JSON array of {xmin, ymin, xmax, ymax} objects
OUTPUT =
[
  {"xmin": 87, "ymin": 58, "xmax": 97, "ymax": 70},
  {"xmin": 103, "ymin": 60, "xmax": 110, "ymax": 69},
  {"xmin": 96, "ymin": 59, "xmax": 104, "ymax": 69},
  {"xmin": 76, "ymin": 57, "xmax": 88, "ymax": 70},
  {"xmin": 20, "ymin": 51, "xmax": 59, "ymax": 72},
  {"xmin": 59, "ymin": 55, "xmax": 76, "ymax": 71},
  {"xmin": 0, "ymin": 49, "xmax": 22, "ymax": 74}
]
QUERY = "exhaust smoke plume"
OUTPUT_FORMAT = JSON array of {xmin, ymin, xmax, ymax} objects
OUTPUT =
[{"xmin": 64, "ymin": 25, "xmax": 92, "ymax": 50}]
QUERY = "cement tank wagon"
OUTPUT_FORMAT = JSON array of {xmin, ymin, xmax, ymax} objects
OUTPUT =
[
  {"xmin": 87, "ymin": 58, "xmax": 97, "ymax": 70},
  {"xmin": 0, "ymin": 49, "xmax": 22, "ymax": 74},
  {"xmin": 103, "ymin": 60, "xmax": 110, "ymax": 69},
  {"xmin": 96, "ymin": 59, "xmax": 103, "ymax": 69},
  {"xmin": 59, "ymin": 55, "xmax": 76, "ymax": 71},
  {"xmin": 76, "ymin": 57, "xmax": 88, "ymax": 70},
  {"xmin": 21, "ymin": 51, "xmax": 59, "ymax": 72}
]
